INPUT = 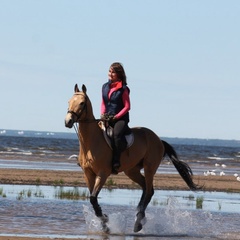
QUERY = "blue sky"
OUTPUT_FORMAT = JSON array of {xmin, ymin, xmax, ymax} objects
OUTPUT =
[{"xmin": 0, "ymin": 0, "xmax": 239, "ymax": 140}]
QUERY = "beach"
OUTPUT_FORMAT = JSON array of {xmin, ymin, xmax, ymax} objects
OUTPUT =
[
  {"xmin": 1, "ymin": 168, "xmax": 240, "ymax": 240},
  {"xmin": 1, "ymin": 168, "xmax": 240, "ymax": 192}
]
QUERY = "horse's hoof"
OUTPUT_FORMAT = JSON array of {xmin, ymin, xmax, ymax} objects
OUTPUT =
[
  {"xmin": 100, "ymin": 215, "xmax": 110, "ymax": 233},
  {"xmin": 100, "ymin": 214, "xmax": 109, "ymax": 223},
  {"xmin": 134, "ymin": 222, "xmax": 142, "ymax": 232},
  {"xmin": 134, "ymin": 212, "xmax": 145, "ymax": 232},
  {"xmin": 102, "ymin": 222, "xmax": 110, "ymax": 233}
]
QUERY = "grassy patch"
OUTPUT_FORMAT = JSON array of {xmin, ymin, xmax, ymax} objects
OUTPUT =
[
  {"xmin": 36, "ymin": 178, "xmax": 41, "ymax": 185},
  {"xmin": 0, "ymin": 187, "xmax": 6, "ymax": 198},
  {"xmin": 16, "ymin": 188, "xmax": 44, "ymax": 200},
  {"xmin": 54, "ymin": 187, "xmax": 89, "ymax": 200},
  {"xmin": 196, "ymin": 196, "xmax": 204, "ymax": 209},
  {"xmin": 105, "ymin": 178, "xmax": 116, "ymax": 187},
  {"xmin": 53, "ymin": 179, "xmax": 65, "ymax": 186}
]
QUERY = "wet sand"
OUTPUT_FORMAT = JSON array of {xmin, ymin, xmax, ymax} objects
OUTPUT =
[{"xmin": 1, "ymin": 168, "xmax": 240, "ymax": 192}]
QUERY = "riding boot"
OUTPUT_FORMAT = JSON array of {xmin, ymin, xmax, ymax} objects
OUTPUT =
[{"xmin": 112, "ymin": 148, "xmax": 121, "ymax": 175}]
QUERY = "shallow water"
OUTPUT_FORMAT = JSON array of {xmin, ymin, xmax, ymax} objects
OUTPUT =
[{"xmin": 1, "ymin": 185, "xmax": 240, "ymax": 239}]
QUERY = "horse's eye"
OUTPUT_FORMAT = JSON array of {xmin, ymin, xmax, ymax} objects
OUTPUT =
[{"xmin": 80, "ymin": 102, "xmax": 85, "ymax": 106}]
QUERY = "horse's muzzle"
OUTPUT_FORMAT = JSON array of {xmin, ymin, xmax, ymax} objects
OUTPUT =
[{"xmin": 65, "ymin": 114, "xmax": 74, "ymax": 128}]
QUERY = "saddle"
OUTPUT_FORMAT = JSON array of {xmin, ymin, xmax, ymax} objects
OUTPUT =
[{"xmin": 98, "ymin": 121, "xmax": 134, "ymax": 150}]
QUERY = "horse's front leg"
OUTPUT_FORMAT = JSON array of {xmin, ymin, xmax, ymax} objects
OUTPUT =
[{"xmin": 89, "ymin": 175, "xmax": 109, "ymax": 232}]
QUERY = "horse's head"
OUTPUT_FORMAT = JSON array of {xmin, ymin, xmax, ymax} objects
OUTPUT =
[{"xmin": 65, "ymin": 84, "xmax": 91, "ymax": 128}]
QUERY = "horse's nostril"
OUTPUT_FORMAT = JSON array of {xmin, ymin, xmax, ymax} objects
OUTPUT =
[{"xmin": 65, "ymin": 119, "xmax": 73, "ymax": 128}]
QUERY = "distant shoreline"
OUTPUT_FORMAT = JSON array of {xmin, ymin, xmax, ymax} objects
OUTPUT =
[
  {"xmin": 1, "ymin": 129, "xmax": 240, "ymax": 145},
  {"xmin": 1, "ymin": 168, "xmax": 240, "ymax": 193}
]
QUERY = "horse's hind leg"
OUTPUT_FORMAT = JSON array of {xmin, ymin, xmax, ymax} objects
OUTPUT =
[{"xmin": 124, "ymin": 167, "xmax": 154, "ymax": 232}]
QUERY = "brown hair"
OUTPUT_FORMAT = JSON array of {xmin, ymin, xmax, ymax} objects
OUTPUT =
[{"xmin": 110, "ymin": 62, "xmax": 127, "ymax": 85}]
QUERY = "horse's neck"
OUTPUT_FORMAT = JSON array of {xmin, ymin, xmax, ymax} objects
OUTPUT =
[{"xmin": 78, "ymin": 121, "xmax": 99, "ymax": 146}]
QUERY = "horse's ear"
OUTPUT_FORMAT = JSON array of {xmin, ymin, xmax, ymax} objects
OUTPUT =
[
  {"xmin": 82, "ymin": 84, "xmax": 87, "ymax": 94},
  {"xmin": 74, "ymin": 84, "xmax": 80, "ymax": 93}
]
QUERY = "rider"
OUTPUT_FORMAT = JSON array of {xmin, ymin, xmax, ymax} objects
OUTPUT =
[{"xmin": 101, "ymin": 62, "xmax": 131, "ymax": 174}]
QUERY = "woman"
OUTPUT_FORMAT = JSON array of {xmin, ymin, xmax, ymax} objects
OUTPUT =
[{"xmin": 101, "ymin": 62, "xmax": 131, "ymax": 174}]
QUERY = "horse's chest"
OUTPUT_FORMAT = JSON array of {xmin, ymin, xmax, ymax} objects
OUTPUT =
[{"xmin": 80, "ymin": 152, "xmax": 94, "ymax": 168}]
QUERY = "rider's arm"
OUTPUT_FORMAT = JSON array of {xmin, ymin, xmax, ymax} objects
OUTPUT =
[{"xmin": 115, "ymin": 88, "xmax": 130, "ymax": 119}]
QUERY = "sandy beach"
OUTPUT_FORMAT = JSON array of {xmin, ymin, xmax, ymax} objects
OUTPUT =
[
  {"xmin": 1, "ymin": 168, "xmax": 240, "ymax": 192},
  {"xmin": 1, "ymin": 168, "xmax": 240, "ymax": 240}
]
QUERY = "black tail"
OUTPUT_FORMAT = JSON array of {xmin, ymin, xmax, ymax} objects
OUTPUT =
[{"xmin": 162, "ymin": 140, "xmax": 201, "ymax": 191}]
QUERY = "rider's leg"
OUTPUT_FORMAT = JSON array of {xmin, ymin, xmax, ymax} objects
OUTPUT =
[{"xmin": 112, "ymin": 120, "xmax": 127, "ymax": 173}]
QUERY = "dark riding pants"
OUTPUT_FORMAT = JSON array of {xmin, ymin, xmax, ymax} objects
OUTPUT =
[{"xmin": 110, "ymin": 119, "xmax": 128, "ymax": 152}]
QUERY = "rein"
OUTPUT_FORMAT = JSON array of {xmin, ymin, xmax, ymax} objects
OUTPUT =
[{"xmin": 67, "ymin": 110, "xmax": 99, "ymax": 123}]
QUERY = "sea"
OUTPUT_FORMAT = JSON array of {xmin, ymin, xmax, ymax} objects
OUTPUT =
[
  {"xmin": 0, "ymin": 129, "xmax": 240, "ymax": 175},
  {"xmin": 1, "ymin": 129, "xmax": 240, "ymax": 239}
]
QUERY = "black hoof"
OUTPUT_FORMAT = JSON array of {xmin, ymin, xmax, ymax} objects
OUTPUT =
[
  {"xmin": 102, "ymin": 222, "xmax": 110, "ymax": 233},
  {"xmin": 100, "ymin": 214, "xmax": 109, "ymax": 223},
  {"xmin": 134, "ymin": 212, "xmax": 145, "ymax": 232},
  {"xmin": 99, "ymin": 214, "xmax": 109, "ymax": 233},
  {"xmin": 134, "ymin": 222, "xmax": 142, "ymax": 232}
]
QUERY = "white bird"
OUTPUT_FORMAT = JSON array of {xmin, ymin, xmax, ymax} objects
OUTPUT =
[
  {"xmin": 220, "ymin": 171, "xmax": 225, "ymax": 176},
  {"xmin": 236, "ymin": 177, "xmax": 240, "ymax": 182},
  {"xmin": 234, "ymin": 173, "xmax": 238, "ymax": 178},
  {"xmin": 204, "ymin": 171, "xmax": 210, "ymax": 176},
  {"xmin": 210, "ymin": 171, "xmax": 216, "ymax": 176},
  {"xmin": 215, "ymin": 163, "xmax": 220, "ymax": 167},
  {"xmin": 68, "ymin": 154, "xmax": 78, "ymax": 160},
  {"xmin": 221, "ymin": 164, "xmax": 227, "ymax": 168}
]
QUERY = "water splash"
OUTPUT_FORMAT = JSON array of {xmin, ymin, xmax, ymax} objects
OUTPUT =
[
  {"xmin": 83, "ymin": 205, "xmax": 127, "ymax": 234},
  {"xmin": 83, "ymin": 198, "xmax": 240, "ymax": 239}
]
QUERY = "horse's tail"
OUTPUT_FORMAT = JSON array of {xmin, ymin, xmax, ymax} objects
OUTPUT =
[{"xmin": 162, "ymin": 140, "xmax": 202, "ymax": 191}]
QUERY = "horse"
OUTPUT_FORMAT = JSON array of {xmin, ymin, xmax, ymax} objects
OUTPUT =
[{"xmin": 65, "ymin": 84, "xmax": 201, "ymax": 233}]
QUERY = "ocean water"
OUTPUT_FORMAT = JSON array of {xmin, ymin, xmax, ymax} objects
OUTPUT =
[
  {"xmin": 0, "ymin": 129, "xmax": 240, "ymax": 175},
  {"xmin": 1, "ymin": 129, "xmax": 240, "ymax": 239}
]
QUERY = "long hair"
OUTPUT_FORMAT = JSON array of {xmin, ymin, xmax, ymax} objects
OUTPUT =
[{"xmin": 110, "ymin": 62, "xmax": 127, "ymax": 85}]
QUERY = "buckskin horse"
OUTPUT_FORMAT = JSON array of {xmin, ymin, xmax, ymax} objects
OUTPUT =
[{"xmin": 65, "ymin": 84, "xmax": 200, "ymax": 233}]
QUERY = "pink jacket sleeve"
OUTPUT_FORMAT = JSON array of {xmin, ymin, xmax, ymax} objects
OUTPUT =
[{"xmin": 115, "ymin": 88, "xmax": 131, "ymax": 119}]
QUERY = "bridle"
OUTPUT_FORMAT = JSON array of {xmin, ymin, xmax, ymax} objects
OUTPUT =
[
  {"xmin": 67, "ymin": 92, "xmax": 100, "ymax": 141},
  {"xmin": 67, "ymin": 93, "xmax": 90, "ymax": 123}
]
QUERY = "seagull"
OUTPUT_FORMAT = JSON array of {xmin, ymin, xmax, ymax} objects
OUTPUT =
[
  {"xmin": 236, "ymin": 177, "xmax": 240, "ymax": 182},
  {"xmin": 204, "ymin": 171, "xmax": 210, "ymax": 176},
  {"xmin": 215, "ymin": 163, "xmax": 220, "ymax": 167},
  {"xmin": 221, "ymin": 164, "xmax": 227, "ymax": 168},
  {"xmin": 204, "ymin": 170, "xmax": 217, "ymax": 176},
  {"xmin": 210, "ymin": 171, "xmax": 216, "ymax": 176},
  {"xmin": 220, "ymin": 171, "xmax": 225, "ymax": 176},
  {"xmin": 234, "ymin": 173, "xmax": 238, "ymax": 178},
  {"xmin": 68, "ymin": 154, "xmax": 78, "ymax": 160}
]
